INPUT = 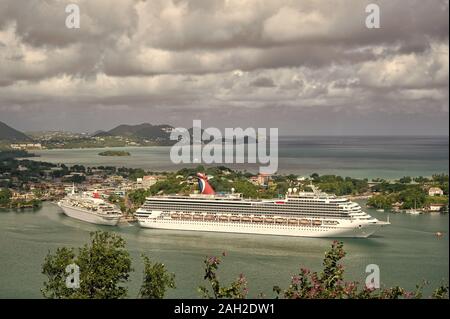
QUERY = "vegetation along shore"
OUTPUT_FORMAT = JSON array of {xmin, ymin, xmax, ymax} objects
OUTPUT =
[
  {"xmin": 0, "ymin": 150, "xmax": 447, "ymax": 215},
  {"xmin": 98, "ymin": 150, "xmax": 131, "ymax": 157}
]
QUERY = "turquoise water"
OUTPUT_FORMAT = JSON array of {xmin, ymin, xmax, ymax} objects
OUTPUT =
[
  {"xmin": 30, "ymin": 136, "xmax": 449, "ymax": 179},
  {"xmin": 0, "ymin": 202, "xmax": 448, "ymax": 298}
]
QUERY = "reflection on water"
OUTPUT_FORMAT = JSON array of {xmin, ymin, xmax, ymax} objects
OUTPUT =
[{"xmin": 0, "ymin": 202, "xmax": 448, "ymax": 298}]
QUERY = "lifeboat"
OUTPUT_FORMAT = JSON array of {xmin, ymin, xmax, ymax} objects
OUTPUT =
[
  {"xmin": 204, "ymin": 214, "xmax": 215, "ymax": 221},
  {"xmin": 300, "ymin": 219, "xmax": 310, "ymax": 225},
  {"xmin": 180, "ymin": 214, "xmax": 192, "ymax": 220},
  {"xmin": 241, "ymin": 217, "xmax": 251, "ymax": 222},
  {"xmin": 275, "ymin": 218, "xmax": 287, "ymax": 224},
  {"xmin": 171, "ymin": 213, "xmax": 180, "ymax": 219},
  {"xmin": 252, "ymin": 217, "xmax": 263, "ymax": 223},
  {"xmin": 264, "ymin": 217, "xmax": 274, "ymax": 223},
  {"xmin": 219, "ymin": 215, "xmax": 229, "ymax": 221},
  {"xmin": 193, "ymin": 214, "xmax": 203, "ymax": 220},
  {"xmin": 288, "ymin": 218, "xmax": 299, "ymax": 225},
  {"xmin": 230, "ymin": 216, "xmax": 240, "ymax": 222},
  {"xmin": 312, "ymin": 220, "xmax": 322, "ymax": 226}
]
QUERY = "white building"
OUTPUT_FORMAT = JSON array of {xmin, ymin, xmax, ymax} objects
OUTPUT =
[
  {"xmin": 10, "ymin": 143, "xmax": 42, "ymax": 150},
  {"xmin": 137, "ymin": 175, "xmax": 164, "ymax": 188},
  {"xmin": 428, "ymin": 187, "xmax": 444, "ymax": 196},
  {"xmin": 428, "ymin": 203, "xmax": 446, "ymax": 212}
]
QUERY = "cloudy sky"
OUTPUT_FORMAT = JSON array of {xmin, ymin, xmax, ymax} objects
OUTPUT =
[{"xmin": 0, "ymin": 0, "xmax": 448, "ymax": 135}]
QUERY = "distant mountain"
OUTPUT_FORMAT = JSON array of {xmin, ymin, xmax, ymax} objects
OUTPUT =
[
  {"xmin": 0, "ymin": 121, "xmax": 31, "ymax": 141},
  {"xmin": 107, "ymin": 123, "xmax": 174, "ymax": 140},
  {"xmin": 92, "ymin": 130, "xmax": 112, "ymax": 137}
]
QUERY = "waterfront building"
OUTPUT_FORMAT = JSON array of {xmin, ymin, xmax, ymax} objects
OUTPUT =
[{"xmin": 428, "ymin": 187, "xmax": 444, "ymax": 196}]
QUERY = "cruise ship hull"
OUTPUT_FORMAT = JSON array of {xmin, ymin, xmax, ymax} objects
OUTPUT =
[
  {"xmin": 58, "ymin": 202, "xmax": 121, "ymax": 226},
  {"xmin": 137, "ymin": 218, "xmax": 384, "ymax": 238}
]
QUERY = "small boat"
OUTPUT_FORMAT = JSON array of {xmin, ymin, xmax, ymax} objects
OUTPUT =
[
  {"xmin": 288, "ymin": 218, "xmax": 299, "ymax": 225},
  {"xmin": 275, "ymin": 218, "xmax": 287, "ymax": 224},
  {"xmin": 219, "ymin": 215, "xmax": 229, "ymax": 221},
  {"xmin": 230, "ymin": 216, "xmax": 240, "ymax": 222},
  {"xmin": 241, "ymin": 217, "xmax": 251, "ymax": 222},
  {"xmin": 406, "ymin": 199, "xmax": 422, "ymax": 215},
  {"xmin": 312, "ymin": 220, "xmax": 322, "ymax": 226},
  {"xmin": 170, "ymin": 213, "xmax": 180, "ymax": 219},
  {"xmin": 264, "ymin": 217, "xmax": 274, "ymax": 223},
  {"xmin": 300, "ymin": 219, "xmax": 310, "ymax": 225}
]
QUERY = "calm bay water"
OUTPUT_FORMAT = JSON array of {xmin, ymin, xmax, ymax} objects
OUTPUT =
[
  {"xmin": 3, "ymin": 135, "xmax": 448, "ymax": 298},
  {"xmin": 0, "ymin": 202, "xmax": 448, "ymax": 298},
  {"xmin": 30, "ymin": 136, "xmax": 449, "ymax": 179}
]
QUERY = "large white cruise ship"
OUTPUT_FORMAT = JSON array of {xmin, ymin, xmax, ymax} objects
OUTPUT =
[
  {"xmin": 58, "ymin": 188, "xmax": 122, "ymax": 226},
  {"xmin": 135, "ymin": 173, "xmax": 389, "ymax": 238}
]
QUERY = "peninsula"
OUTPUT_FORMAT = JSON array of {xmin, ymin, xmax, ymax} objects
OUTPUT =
[{"xmin": 98, "ymin": 150, "xmax": 130, "ymax": 157}]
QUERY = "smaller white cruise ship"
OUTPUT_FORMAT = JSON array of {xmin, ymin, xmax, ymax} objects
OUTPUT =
[{"xmin": 58, "ymin": 188, "xmax": 122, "ymax": 226}]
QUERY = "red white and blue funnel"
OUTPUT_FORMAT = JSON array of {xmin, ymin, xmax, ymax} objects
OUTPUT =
[{"xmin": 196, "ymin": 173, "xmax": 215, "ymax": 195}]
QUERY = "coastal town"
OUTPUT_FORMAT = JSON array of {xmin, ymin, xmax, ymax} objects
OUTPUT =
[{"xmin": 0, "ymin": 150, "xmax": 448, "ymax": 218}]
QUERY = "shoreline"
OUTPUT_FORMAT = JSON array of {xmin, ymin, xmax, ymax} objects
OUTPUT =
[{"xmin": 15, "ymin": 152, "xmax": 449, "ymax": 181}]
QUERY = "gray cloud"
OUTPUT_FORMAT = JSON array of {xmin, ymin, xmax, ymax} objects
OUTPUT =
[
  {"xmin": 0, "ymin": 0, "xmax": 448, "ymax": 135},
  {"xmin": 250, "ymin": 77, "xmax": 275, "ymax": 88}
]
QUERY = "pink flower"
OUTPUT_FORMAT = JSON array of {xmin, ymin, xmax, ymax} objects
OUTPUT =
[
  {"xmin": 404, "ymin": 291, "xmax": 414, "ymax": 299},
  {"xmin": 300, "ymin": 267, "xmax": 310, "ymax": 274},
  {"xmin": 238, "ymin": 273, "xmax": 247, "ymax": 284},
  {"xmin": 207, "ymin": 256, "xmax": 219, "ymax": 265},
  {"xmin": 292, "ymin": 275, "xmax": 300, "ymax": 285}
]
